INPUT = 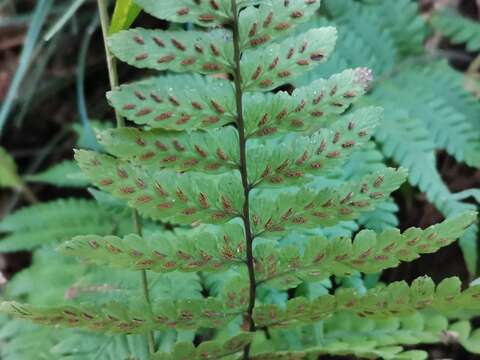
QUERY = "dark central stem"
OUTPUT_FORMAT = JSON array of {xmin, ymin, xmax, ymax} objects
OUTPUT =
[{"xmin": 231, "ymin": 1, "xmax": 256, "ymax": 359}]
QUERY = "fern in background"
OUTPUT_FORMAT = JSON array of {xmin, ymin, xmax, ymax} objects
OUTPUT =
[
  {"xmin": 430, "ymin": 7, "xmax": 480, "ymax": 52},
  {"xmin": 0, "ymin": 0, "xmax": 480, "ymax": 359},
  {"xmin": 295, "ymin": 0, "xmax": 480, "ymax": 275}
]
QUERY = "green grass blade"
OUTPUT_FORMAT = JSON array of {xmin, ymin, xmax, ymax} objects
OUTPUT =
[
  {"xmin": 0, "ymin": 0, "xmax": 54, "ymax": 136},
  {"xmin": 109, "ymin": 0, "xmax": 141, "ymax": 35},
  {"xmin": 76, "ymin": 16, "xmax": 100, "ymax": 150},
  {"xmin": 43, "ymin": 0, "xmax": 86, "ymax": 41}
]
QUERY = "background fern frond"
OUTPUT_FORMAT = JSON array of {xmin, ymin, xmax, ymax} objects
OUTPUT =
[
  {"xmin": 0, "ymin": 199, "xmax": 130, "ymax": 252},
  {"xmin": 430, "ymin": 7, "xmax": 480, "ymax": 52}
]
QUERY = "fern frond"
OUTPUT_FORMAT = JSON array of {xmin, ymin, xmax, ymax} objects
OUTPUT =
[
  {"xmin": 250, "ymin": 168, "xmax": 407, "ymax": 236},
  {"xmin": 253, "ymin": 277, "xmax": 480, "ymax": 328},
  {"xmin": 239, "ymin": 0, "xmax": 320, "ymax": 50},
  {"xmin": 358, "ymin": 199, "xmax": 399, "ymax": 232},
  {"xmin": 53, "ymin": 331, "xmax": 151, "ymax": 359},
  {"xmin": 255, "ymin": 213, "xmax": 476, "ymax": 289},
  {"xmin": 430, "ymin": 8, "xmax": 480, "ymax": 52},
  {"xmin": 59, "ymin": 223, "xmax": 246, "ymax": 273},
  {"xmin": 373, "ymin": 88, "xmax": 479, "ymax": 274},
  {"xmin": 3, "ymin": 277, "xmax": 479, "ymax": 335},
  {"xmin": 133, "ymin": 0, "xmax": 258, "ymax": 28},
  {"xmin": 245, "ymin": 69, "xmax": 370, "ymax": 136},
  {"xmin": 154, "ymin": 333, "xmax": 253, "ymax": 359},
  {"xmin": 256, "ymin": 312, "xmax": 479, "ymax": 360},
  {"xmin": 0, "ymin": 199, "xmax": 127, "ymax": 252},
  {"xmin": 359, "ymin": 0, "xmax": 427, "ymax": 56},
  {"xmin": 75, "ymin": 150, "xmax": 244, "ymax": 224},
  {"xmin": 375, "ymin": 62, "xmax": 480, "ymax": 168},
  {"xmin": 109, "ymin": 28, "xmax": 233, "ymax": 74},
  {"xmin": 5, "ymin": 250, "xmax": 83, "ymax": 304},
  {"xmin": 304, "ymin": 3, "xmax": 398, "ymax": 80},
  {"xmin": 98, "ymin": 126, "xmax": 240, "ymax": 173},
  {"xmin": 0, "ymin": 297, "xmax": 241, "ymax": 333},
  {"xmin": 247, "ymin": 107, "xmax": 381, "ymax": 186},
  {"xmin": 3, "ymin": 0, "xmax": 478, "ymax": 357},
  {"xmin": 241, "ymin": 27, "xmax": 337, "ymax": 91},
  {"xmin": 0, "ymin": 320, "xmax": 66, "ymax": 360},
  {"xmin": 107, "ymin": 74, "xmax": 236, "ymax": 130},
  {"xmin": 25, "ymin": 160, "xmax": 88, "ymax": 188}
]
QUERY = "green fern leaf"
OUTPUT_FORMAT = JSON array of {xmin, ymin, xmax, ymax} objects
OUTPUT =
[
  {"xmin": 253, "ymin": 277, "xmax": 480, "ymax": 328},
  {"xmin": 255, "ymin": 212, "xmax": 476, "ymax": 289},
  {"xmin": 241, "ymin": 27, "xmax": 337, "ymax": 91},
  {"xmin": 297, "ymin": 5, "xmax": 397, "ymax": 81},
  {"xmin": 52, "ymin": 331, "xmax": 151, "ymax": 359},
  {"xmin": 430, "ymin": 8, "xmax": 480, "ymax": 52},
  {"xmin": 359, "ymin": 0, "xmax": 427, "ymax": 56},
  {"xmin": 0, "ymin": 297, "xmax": 243, "ymax": 333},
  {"xmin": 75, "ymin": 150, "xmax": 244, "ymax": 224},
  {"xmin": 25, "ymin": 160, "xmax": 88, "ymax": 188},
  {"xmin": 239, "ymin": 0, "xmax": 320, "ymax": 49},
  {"xmin": 59, "ymin": 223, "xmax": 246, "ymax": 273},
  {"xmin": 153, "ymin": 333, "xmax": 253, "ymax": 360},
  {"xmin": 245, "ymin": 69, "xmax": 370, "ymax": 136},
  {"xmin": 374, "ymin": 63, "xmax": 480, "ymax": 169},
  {"xmin": 250, "ymin": 168, "xmax": 407, "ymax": 236},
  {"xmin": 374, "ymin": 100, "xmax": 479, "ymax": 274},
  {"xmin": 133, "ymin": 0, "xmax": 260, "ymax": 28},
  {"xmin": 107, "ymin": 74, "xmax": 236, "ymax": 130},
  {"xmin": 0, "ymin": 320, "xmax": 66, "ymax": 360},
  {"xmin": 257, "ymin": 311, "xmax": 476, "ymax": 359},
  {"xmin": 97, "ymin": 126, "xmax": 240, "ymax": 173},
  {"xmin": 247, "ymin": 107, "xmax": 381, "ymax": 186},
  {"xmin": 0, "ymin": 199, "xmax": 127, "ymax": 252},
  {"xmin": 108, "ymin": 28, "xmax": 233, "ymax": 74},
  {"xmin": 250, "ymin": 347, "xmax": 425, "ymax": 360}
]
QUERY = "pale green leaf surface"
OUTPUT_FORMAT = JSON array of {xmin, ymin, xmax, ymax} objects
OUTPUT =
[
  {"xmin": 247, "ymin": 107, "xmax": 381, "ymax": 186},
  {"xmin": 0, "ymin": 199, "xmax": 128, "ymax": 252},
  {"xmin": 25, "ymin": 160, "xmax": 88, "ymax": 188},
  {"xmin": 134, "ymin": 0, "xmax": 239, "ymax": 27},
  {"xmin": 59, "ymin": 223, "xmax": 246, "ymax": 273},
  {"xmin": 253, "ymin": 277, "xmax": 480, "ymax": 328},
  {"xmin": 107, "ymin": 74, "xmax": 236, "ymax": 130},
  {"xmin": 75, "ymin": 150, "xmax": 244, "ymax": 224},
  {"xmin": 153, "ymin": 333, "xmax": 253, "ymax": 360},
  {"xmin": 98, "ymin": 126, "xmax": 239, "ymax": 173},
  {"xmin": 462, "ymin": 328, "xmax": 480, "ymax": 354},
  {"xmin": 0, "ymin": 297, "xmax": 243, "ymax": 333},
  {"xmin": 244, "ymin": 68, "xmax": 367, "ymax": 136},
  {"xmin": 254, "ymin": 213, "xmax": 476, "ymax": 289},
  {"xmin": 249, "ymin": 168, "xmax": 407, "ymax": 236},
  {"xmin": 108, "ymin": 28, "xmax": 233, "ymax": 74},
  {"xmin": 238, "ymin": 0, "xmax": 320, "ymax": 49},
  {"xmin": 241, "ymin": 27, "xmax": 337, "ymax": 91}
]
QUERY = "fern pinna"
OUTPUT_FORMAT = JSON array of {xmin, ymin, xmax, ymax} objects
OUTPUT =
[{"xmin": 1, "ymin": 1, "xmax": 480, "ymax": 359}]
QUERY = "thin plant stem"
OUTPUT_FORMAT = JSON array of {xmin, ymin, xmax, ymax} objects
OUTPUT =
[
  {"xmin": 230, "ymin": 1, "xmax": 257, "ymax": 359},
  {"xmin": 133, "ymin": 211, "xmax": 156, "ymax": 354},
  {"xmin": 96, "ymin": 0, "xmax": 124, "ymax": 127},
  {"xmin": 96, "ymin": 0, "xmax": 155, "ymax": 356}
]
